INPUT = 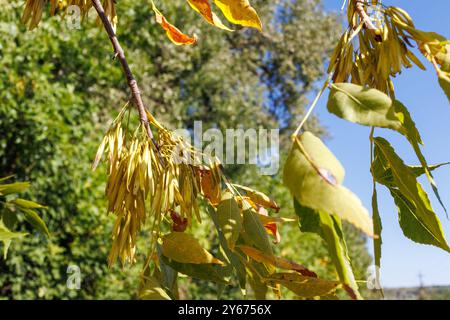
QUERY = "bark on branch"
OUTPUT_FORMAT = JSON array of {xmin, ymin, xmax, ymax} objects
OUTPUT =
[{"xmin": 91, "ymin": 0, "xmax": 154, "ymax": 140}]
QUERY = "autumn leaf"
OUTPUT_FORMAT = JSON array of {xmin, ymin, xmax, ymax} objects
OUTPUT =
[
  {"xmin": 161, "ymin": 232, "xmax": 224, "ymax": 264},
  {"xmin": 151, "ymin": 1, "xmax": 197, "ymax": 46},
  {"xmin": 187, "ymin": 0, "xmax": 233, "ymax": 31},
  {"xmin": 257, "ymin": 207, "xmax": 283, "ymax": 244},
  {"xmin": 200, "ymin": 167, "xmax": 222, "ymax": 206},
  {"xmin": 170, "ymin": 210, "xmax": 188, "ymax": 232},
  {"xmin": 233, "ymin": 184, "xmax": 280, "ymax": 212},
  {"xmin": 213, "ymin": 0, "xmax": 262, "ymax": 31}
]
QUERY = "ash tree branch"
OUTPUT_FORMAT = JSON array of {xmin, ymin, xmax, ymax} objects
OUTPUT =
[
  {"xmin": 354, "ymin": 0, "xmax": 378, "ymax": 31},
  {"xmin": 91, "ymin": 0, "xmax": 155, "ymax": 140}
]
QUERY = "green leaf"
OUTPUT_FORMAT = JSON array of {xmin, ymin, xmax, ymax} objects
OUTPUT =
[
  {"xmin": 2, "ymin": 240, "xmax": 11, "ymax": 260},
  {"xmin": 284, "ymin": 132, "xmax": 373, "ymax": 236},
  {"xmin": 371, "ymin": 185, "xmax": 383, "ymax": 291},
  {"xmin": 390, "ymin": 189, "xmax": 449, "ymax": 251},
  {"xmin": 242, "ymin": 207, "xmax": 273, "ymax": 256},
  {"xmin": 139, "ymin": 276, "xmax": 172, "ymax": 300},
  {"xmin": 438, "ymin": 73, "xmax": 450, "ymax": 102},
  {"xmin": 232, "ymin": 184, "xmax": 280, "ymax": 211},
  {"xmin": 216, "ymin": 192, "xmax": 242, "ymax": 250},
  {"xmin": 160, "ymin": 255, "xmax": 230, "ymax": 284},
  {"xmin": 18, "ymin": 208, "xmax": 50, "ymax": 237},
  {"xmin": 0, "ymin": 176, "xmax": 15, "ymax": 183},
  {"xmin": 0, "ymin": 182, "xmax": 30, "ymax": 196},
  {"xmin": 161, "ymin": 232, "xmax": 223, "ymax": 265},
  {"xmin": 328, "ymin": 83, "xmax": 447, "ymax": 213},
  {"xmin": 156, "ymin": 244, "xmax": 178, "ymax": 297},
  {"xmin": 12, "ymin": 198, "xmax": 46, "ymax": 209},
  {"xmin": 2, "ymin": 209, "xmax": 18, "ymax": 230},
  {"xmin": 296, "ymin": 200, "xmax": 323, "ymax": 237},
  {"xmin": 372, "ymin": 156, "xmax": 450, "ymax": 188},
  {"xmin": 293, "ymin": 200, "xmax": 361, "ymax": 299},
  {"xmin": 0, "ymin": 221, "xmax": 27, "ymax": 259},
  {"xmin": 265, "ymin": 272, "xmax": 340, "ymax": 298},
  {"xmin": 248, "ymin": 273, "xmax": 268, "ymax": 300},
  {"xmin": 327, "ymin": 83, "xmax": 446, "ymax": 212},
  {"xmin": 0, "ymin": 221, "xmax": 28, "ymax": 242},
  {"xmin": 208, "ymin": 205, "xmax": 247, "ymax": 293},
  {"xmin": 373, "ymin": 137, "xmax": 450, "ymax": 252},
  {"xmin": 327, "ymin": 83, "xmax": 402, "ymax": 131},
  {"xmin": 394, "ymin": 100, "xmax": 447, "ymax": 214}
]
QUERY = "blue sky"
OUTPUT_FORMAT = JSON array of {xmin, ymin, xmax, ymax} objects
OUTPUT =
[{"xmin": 319, "ymin": 0, "xmax": 450, "ymax": 288}]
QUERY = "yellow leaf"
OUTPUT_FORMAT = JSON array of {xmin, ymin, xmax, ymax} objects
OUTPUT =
[
  {"xmin": 213, "ymin": 0, "xmax": 262, "ymax": 31},
  {"xmin": 233, "ymin": 184, "xmax": 280, "ymax": 212},
  {"xmin": 187, "ymin": 0, "xmax": 233, "ymax": 31},
  {"xmin": 161, "ymin": 232, "xmax": 223, "ymax": 265},
  {"xmin": 139, "ymin": 276, "xmax": 172, "ymax": 300},
  {"xmin": 199, "ymin": 166, "xmax": 222, "ymax": 205},
  {"xmin": 284, "ymin": 132, "xmax": 374, "ymax": 237},
  {"xmin": 151, "ymin": 1, "xmax": 197, "ymax": 45}
]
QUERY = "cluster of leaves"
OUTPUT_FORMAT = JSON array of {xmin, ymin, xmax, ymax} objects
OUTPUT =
[
  {"xmin": 0, "ymin": 177, "xmax": 49, "ymax": 258},
  {"xmin": 141, "ymin": 192, "xmax": 343, "ymax": 300},
  {"xmin": 284, "ymin": 0, "xmax": 450, "ymax": 299},
  {"xmin": 21, "ymin": 0, "xmax": 263, "ymax": 36},
  {"xmin": 4, "ymin": 0, "xmax": 375, "ymax": 299},
  {"xmin": 148, "ymin": 0, "xmax": 262, "ymax": 45},
  {"xmin": 93, "ymin": 99, "xmax": 352, "ymax": 299}
]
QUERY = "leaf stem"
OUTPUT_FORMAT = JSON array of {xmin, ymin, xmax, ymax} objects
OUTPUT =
[
  {"xmin": 292, "ymin": 79, "xmax": 329, "ymax": 139},
  {"xmin": 354, "ymin": 0, "xmax": 378, "ymax": 32}
]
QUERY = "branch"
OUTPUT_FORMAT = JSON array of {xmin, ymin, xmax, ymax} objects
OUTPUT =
[
  {"xmin": 353, "ymin": 0, "xmax": 378, "ymax": 31},
  {"xmin": 91, "ymin": 0, "xmax": 154, "ymax": 140}
]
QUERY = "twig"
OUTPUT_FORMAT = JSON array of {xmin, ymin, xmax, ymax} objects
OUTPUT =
[
  {"xmin": 353, "ymin": 0, "xmax": 379, "ymax": 33},
  {"xmin": 91, "ymin": 0, "xmax": 155, "ymax": 141}
]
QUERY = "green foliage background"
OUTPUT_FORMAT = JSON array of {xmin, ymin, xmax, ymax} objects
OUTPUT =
[{"xmin": 0, "ymin": 0, "xmax": 371, "ymax": 299}]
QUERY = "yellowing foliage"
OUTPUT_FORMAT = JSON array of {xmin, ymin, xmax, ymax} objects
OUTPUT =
[{"xmin": 151, "ymin": 1, "xmax": 197, "ymax": 45}]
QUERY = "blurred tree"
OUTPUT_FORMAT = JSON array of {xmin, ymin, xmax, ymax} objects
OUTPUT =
[{"xmin": 0, "ymin": 0, "xmax": 371, "ymax": 299}]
